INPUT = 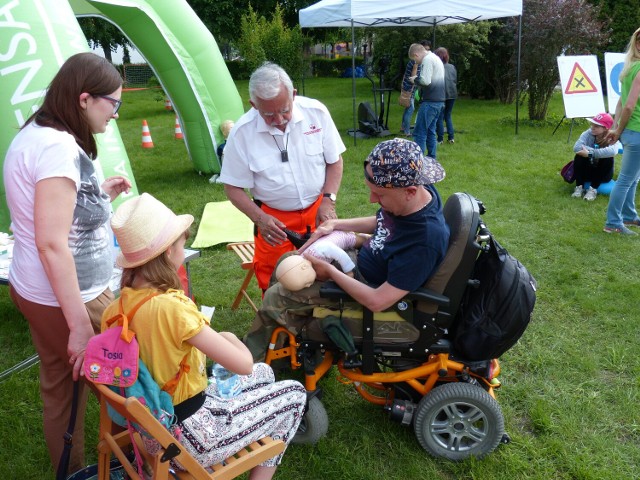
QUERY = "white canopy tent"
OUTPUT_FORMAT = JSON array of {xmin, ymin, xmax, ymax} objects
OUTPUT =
[{"xmin": 299, "ymin": 0, "xmax": 524, "ymax": 141}]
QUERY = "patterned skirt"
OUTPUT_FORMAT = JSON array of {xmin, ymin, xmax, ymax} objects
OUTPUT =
[{"xmin": 143, "ymin": 363, "xmax": 306, "ymax": 469}]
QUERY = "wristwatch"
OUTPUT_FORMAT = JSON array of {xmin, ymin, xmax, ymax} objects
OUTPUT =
[{"xmin": 323, "ymin": 193, "xmax": 337, "ymax": 202}]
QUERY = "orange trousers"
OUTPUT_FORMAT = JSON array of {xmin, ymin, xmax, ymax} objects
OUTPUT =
[{"xmin": 254, "ymin": 195, "xmax": 322, "ymax": 291}]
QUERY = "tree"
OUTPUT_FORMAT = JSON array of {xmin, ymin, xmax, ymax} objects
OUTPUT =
[
  {"xmin": 78, "ymin": 17, "xmax": 131, "ymax": 63},
  {"xmin": 520, "ymin": 0, "xmax": 609, "ymax": 120},
  {"xmin": 187, "ymin": 0, "xmax": 316, "ymax": 57},
  {"xmin": 236, "ymin": 5, "xmax": 305, "ymax": 83},
  {"xmin": 588, "ymin": 0, "xmax": 640, "ymax": 52}
]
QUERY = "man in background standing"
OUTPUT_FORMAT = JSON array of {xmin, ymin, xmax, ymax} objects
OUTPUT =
[{"xmin": 409, "ymin": 43, "xmax": 445, "ymax": 159}]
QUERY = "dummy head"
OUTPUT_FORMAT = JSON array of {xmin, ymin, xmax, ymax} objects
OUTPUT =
[
  {"xmin": 275, "ymin": 255, "xmax": 316, "ymax": 291},
  {"xmin": 220, "ymin": 120, "xmax": 234, "ymax": 139}
]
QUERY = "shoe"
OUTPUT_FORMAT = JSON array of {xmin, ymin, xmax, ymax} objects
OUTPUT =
[
  {"xmin": 583, "ymin": 187, "xmax": 597, "ymax": 201},
  {"xmin": 448, "ymin": 139, "xmax": 455, "ymax": 144},
  {"xmin": 603, "ymin": 225, "xmax": 638, "ymax": 235},
  {"xmin": 623, "ymin": 218, "xmax": 640, "ymax": 227},
  {"xmin": 437, "ymin": 140, "xmax": 443, "ymax": 145},
  {"xmin": 571, "ymin": 185, "xmax": 584, "ymax": 198}
]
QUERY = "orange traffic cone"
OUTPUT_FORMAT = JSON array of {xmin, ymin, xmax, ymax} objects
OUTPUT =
[
  {"xmin": 174, "ymin": 116, "xmax": 183, "ymax": 139},
  {"xmin": 164, "ymin": 98, "xmax": 173, "ymax": 111},
  {"xmin": 141, "ymin": 120, "xmax": 154, "ymax": 148}
]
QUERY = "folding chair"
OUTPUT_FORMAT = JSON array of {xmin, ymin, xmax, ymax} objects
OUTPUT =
[
  {"xmin": 96, "ymin": 384, "xmax": 285, "ymax": 480},
  {"xmin": 226, "ymin": 241, "xmax": 259, "ymax": 312}
]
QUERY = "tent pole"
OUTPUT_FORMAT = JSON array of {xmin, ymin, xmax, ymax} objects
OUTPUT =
[
  {"xmin": 352, "ymin": 19, "xmax": 357, "ymax": 146},
  {"xmin": 515, "ymin": 14, "xmax": 522, "ymax": 135}
]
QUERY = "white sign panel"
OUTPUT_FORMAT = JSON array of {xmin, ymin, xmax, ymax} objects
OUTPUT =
[
  {"xmin": 557, "ymin": 55, "xmax": 605, "ymax": 118},
  {"xmin": 604, "ymin": 52, "xmax": 625, "ymax": 114}
]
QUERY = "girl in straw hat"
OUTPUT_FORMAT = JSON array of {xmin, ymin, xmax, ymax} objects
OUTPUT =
[{"xmin": 105, "ymin": 193, "xmax": 305, "ymax": 480}]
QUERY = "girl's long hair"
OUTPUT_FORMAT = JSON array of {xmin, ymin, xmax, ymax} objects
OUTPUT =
[
  {"xmin": 620, "ymin": 27, "xmax": 640, "ymax": 81},
  {"xmin": 120, "ymin": 231, "xmax": 190, "ymax": 292},
  {"xmin": 23, "ymin": 52, "xmax": 122, "ymax": 159}
]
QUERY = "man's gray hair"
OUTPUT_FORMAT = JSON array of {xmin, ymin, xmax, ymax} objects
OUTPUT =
[{"xmin": 249, "ymin": 62, "xmax": 294, "ymax": 102}]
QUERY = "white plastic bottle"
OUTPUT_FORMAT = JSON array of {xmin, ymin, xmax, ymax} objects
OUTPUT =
[{"xmin": 212, "ymin": 363, "xmax": 241, "ymax": 399}]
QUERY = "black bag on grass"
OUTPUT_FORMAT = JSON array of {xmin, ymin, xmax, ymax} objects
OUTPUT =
[{"xmin": 453, "ymin": 235, "xmax": 537, "ymax": 360}]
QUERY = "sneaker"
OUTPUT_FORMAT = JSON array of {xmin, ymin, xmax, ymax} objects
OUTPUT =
[
  {"xmin": 603, "ymin": 225, "xmax": 638, "ymax": 235},
  {"xmin": 448, "ymin": 139, "xmax": 455, "ymax": 144},
  {"xmin": 571, "ymin": 185, "xmax": 584, "ymax": 198},
  {"xmin": 584, "ymin": 187, "xmax": 597, "ymax": 201},
  {"xmin": 623, "ymin": 218, "xmax": 640, "ymax": 227},
  {"xmin": 437, "ymin": 140, "xmax": 444, "ymax": 145}
]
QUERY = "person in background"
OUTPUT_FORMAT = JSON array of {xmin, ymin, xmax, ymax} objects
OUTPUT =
[
  {"xmin": 408, "ymin": 43, "xmax": 445, "ymax": 159},
  {"xmin": 570, "ymin": 113, "xmax": 617, "ymax": 201},
  {"xmin": 245, "ymin": 138, "xmax": 450, "ymax": 361},
  {"xmin": 219, "ymin": 62, "xmax": 345, "ymax": 291},
  {"xmin": 434, "ymin": 47, "xmax": 458, "ymax": 145},
  {"xmin": 400, "ymin": 43, "xmax": 430, "ymax": 137},
  {"xmin": 3, "ymin": 52, "xmax": 131, "ymax": 475},
  {"xmin": 604, "ymin": 27, "xmax": 640, "ymax": 235},
  {"xmin": 106, "ymin": 193, "xmax": 305, "ymax": 480}
]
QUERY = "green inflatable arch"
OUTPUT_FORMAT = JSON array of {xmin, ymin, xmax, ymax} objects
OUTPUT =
[{"xmin": 0, "ymin": 0, "xmax": 243, "ymax": 230}]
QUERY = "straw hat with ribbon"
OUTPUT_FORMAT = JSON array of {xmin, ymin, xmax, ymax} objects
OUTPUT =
[{"xmin": 111, "ymin": 193, "xmax": 194, "ymax": 268}]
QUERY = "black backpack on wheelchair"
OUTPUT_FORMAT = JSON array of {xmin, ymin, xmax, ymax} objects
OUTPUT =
[{"xmin": 265, "ymin": 192, "xmax": 535, "ymax": 460}]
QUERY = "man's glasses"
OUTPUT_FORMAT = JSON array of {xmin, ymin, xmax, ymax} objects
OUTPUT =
[{"xmin": 94, "ymin": 94, "xmax": 122, "ymax": 115}]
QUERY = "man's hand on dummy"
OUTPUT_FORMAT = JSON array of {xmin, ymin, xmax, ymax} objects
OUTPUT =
[
  {"xmin": 256, "ymin": 213, "xmax": 287, "ymax": 246},
  {"xmin": 298, "ymin": 221, "xmax": 337, "ymax": 253}
]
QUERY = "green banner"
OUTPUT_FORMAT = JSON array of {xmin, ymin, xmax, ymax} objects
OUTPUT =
[{"xmin": 0, "ymin": 0, "xmax": 138, "ymax": 231}]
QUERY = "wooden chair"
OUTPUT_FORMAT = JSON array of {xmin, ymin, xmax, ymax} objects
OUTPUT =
[
  {"xmin": 226, "ymin": 241, "xmax": 258, "ymax": 312},
  {"xmin": 96, "ymin": 384, "xmax": 284, "ymax": 480}
]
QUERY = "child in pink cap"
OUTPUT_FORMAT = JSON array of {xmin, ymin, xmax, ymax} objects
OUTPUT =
[{"xmin": 570, "ymin": 113, "xmax": 618, "ymax": 201}]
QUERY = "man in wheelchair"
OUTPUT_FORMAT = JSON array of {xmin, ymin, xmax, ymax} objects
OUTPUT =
[{"xmin": 244, "ymin": 137, "xmax": 449, "ymax": 361}]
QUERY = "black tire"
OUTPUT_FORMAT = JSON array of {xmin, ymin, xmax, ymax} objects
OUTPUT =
[
  {"xmin": 414, "ymin": 382, "xmax": 504, "ymax": 461},
  {"xmin": 292, "ymin": 396, "xmax": 329, "ymax": 444}
]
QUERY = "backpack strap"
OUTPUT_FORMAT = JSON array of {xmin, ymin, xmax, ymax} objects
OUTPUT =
[
  {"xmin": 161, "ymin": 353, "xmax": 191, "ymax": 396},
  {"xmin": 103, "ymin": 292, "xmax": 161, "ymax": 342}
]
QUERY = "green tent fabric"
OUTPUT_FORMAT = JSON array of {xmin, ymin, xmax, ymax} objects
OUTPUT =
[{"xmin": 191, "ymin": 201, "xmax": 253, "ymax": 248}]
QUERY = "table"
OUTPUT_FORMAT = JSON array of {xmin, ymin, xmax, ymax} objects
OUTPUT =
[{"xmin": 0, "ymin": 246, "xmax": 201, "ymax": 382}]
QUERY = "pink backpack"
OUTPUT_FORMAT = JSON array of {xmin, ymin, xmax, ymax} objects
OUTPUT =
[{"xmin": 84, "ymin": 293, "xmax": 158, "ymax": 387}]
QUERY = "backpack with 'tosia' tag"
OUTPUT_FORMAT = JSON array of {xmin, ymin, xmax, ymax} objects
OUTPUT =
[{"xmin": 84, "ymin": 293, "xmax": 179, "ymax": 432}]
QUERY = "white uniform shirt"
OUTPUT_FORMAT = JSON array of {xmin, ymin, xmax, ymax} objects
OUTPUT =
[{"xmin": 219, "ymin": 96, "xmax": 346, "ymax": 211}]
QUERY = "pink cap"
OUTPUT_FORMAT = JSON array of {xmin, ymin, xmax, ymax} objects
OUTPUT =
[{"xmin": 588, "ymin": 113, "xmax": 613, "ymax": 130}]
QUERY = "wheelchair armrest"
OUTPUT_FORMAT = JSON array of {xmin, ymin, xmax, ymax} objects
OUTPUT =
[
  {"xmin": 319, "ymin": 282, "xmax": 449, "ymax": 307},
  {"xmin": 319, "ymin": 281, "xmax": 353, "ymax": 300},
  {"xmin": 403, "ymin": 287, "xmax": 450, "ymax": 307}
]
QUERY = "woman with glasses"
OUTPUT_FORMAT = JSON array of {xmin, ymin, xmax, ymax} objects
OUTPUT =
[
  {"xmin": 604, "ymin": 28, "xmax": 640, "ymax": 234},
  {"xmin": 3, "ymin": 52, "xmax": 131, "ymax": 475}
]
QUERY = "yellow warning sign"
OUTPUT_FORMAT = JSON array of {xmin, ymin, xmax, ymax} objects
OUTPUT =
[{"xmin": 565, "ymin": 63, "xmax": 598, "ymax": 94}]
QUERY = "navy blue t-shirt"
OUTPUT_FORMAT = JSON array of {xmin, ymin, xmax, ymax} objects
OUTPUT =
[{"xmin": 357, "ymin": 184, "xmax": 449, "ymax": 291}]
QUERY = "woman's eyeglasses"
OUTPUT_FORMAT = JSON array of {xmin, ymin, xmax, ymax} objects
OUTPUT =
[{"xmin": 93, "ymin": 94, "xmax": 122, "ymax": 115}]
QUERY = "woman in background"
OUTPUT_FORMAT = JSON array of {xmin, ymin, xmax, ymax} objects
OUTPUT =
[{"xmin": 434, "ymin": 47, "xmax": 457, "ymax": 145}]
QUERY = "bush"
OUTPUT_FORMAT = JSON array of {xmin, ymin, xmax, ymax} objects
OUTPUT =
[
  {"xmin": 225, "ymin": 60, "xmax": 252, "ymax": 81},
  {"xmin": 311, "ymin": 57, "xmax": 365, "ymax": 77}
]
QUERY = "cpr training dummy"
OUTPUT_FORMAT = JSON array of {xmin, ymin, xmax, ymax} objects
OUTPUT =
[{"xmin": 275, "ymin": 231, "xmax": 369, "ymax": 291}]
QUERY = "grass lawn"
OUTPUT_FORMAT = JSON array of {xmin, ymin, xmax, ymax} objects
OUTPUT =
[{"xmin": 0, "ymin": 77, "xmax": 638, "ymax": 479}]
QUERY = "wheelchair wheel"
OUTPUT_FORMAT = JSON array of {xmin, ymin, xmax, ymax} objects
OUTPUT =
[
  {"xmin": 292, "ymin": 396, "xmax": 329, "ymax": 444},
  {"xmin": 413, "ymin": 382, "xmax": 504, "ymax": 461}
]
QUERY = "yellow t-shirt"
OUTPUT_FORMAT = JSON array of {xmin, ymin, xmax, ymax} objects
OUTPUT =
[{"xmin": 101, "ymin": 287, "xmax": 209, "ymax": 405}]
